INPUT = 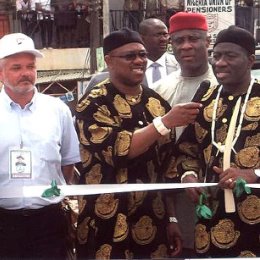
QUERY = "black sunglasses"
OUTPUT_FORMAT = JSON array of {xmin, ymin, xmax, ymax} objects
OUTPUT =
[{"xmin": 110, "ymin": 51, "xmax": 148, "ymax": 61}]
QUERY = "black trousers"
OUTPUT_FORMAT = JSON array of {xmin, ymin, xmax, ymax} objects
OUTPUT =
[
  {"xmin": 0, "ymin": 203, "xmax": 68, "ymax": 259},
  {"xmin": 39, "ymin": 18, "xmax": 53, "ymax": 48}
]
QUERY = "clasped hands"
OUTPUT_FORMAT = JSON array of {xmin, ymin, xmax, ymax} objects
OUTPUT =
[{"xmin": 182, "ymin": 167, "xmax": 257, "ymax": 204}]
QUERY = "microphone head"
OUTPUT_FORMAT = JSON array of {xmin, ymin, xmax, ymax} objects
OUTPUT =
[
  {"xmin": 200, "ymin": 80, "xmax": 211, "ymax": 88},
  {"xmin": 192, "ymin": 80, "xmax": 211, "ymax": 102}
]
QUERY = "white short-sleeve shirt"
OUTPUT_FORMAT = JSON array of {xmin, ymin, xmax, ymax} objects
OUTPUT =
[{"xmin": 0, "ymin": 88, "xmax": 80, "ymax": 209}]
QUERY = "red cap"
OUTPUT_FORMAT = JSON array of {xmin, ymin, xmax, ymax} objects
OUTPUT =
[{"xmin": 169, "ymin": 12, "xmax": 208, "ymax": 34}]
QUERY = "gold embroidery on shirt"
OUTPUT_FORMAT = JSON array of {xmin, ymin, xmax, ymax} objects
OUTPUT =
[
  {"xmin": 90, "ymin": 85, "xmax": 108, "ymax": 97},
  {"xmin": 115, "ymin": 131, "xmax": 131, "ymax": 156},
  {"xmin": 146, "ymin": 97, "xmax": 166, "ymax": 117},
  {"xmin": 216, "ymin": 124, "xmax": 228, "ymax": 144},
  {"xmin": 195, "ymin": 224, "xmax": 210, "ymax": 254},
  {"xmin": 179, "ymin": 142, "xmax": 199, "ymax": 157},
  {"xmin": 235, "ymin": 147, "xmax": 259, "ymax": 168},
  {"xmin": 128, "ymin": 190, "xmax": 147, "ymax": 215},
  {"xmin": 203, "ymin": 144, "xmax": 212, "ymax": 165},
  {"xmin": 85, "ymin": 164, "xmax": 102, "ymax": 184},
  {"xmin": 77, "ymin": 120, "xmax": 90, "ymax": 145},
  {"xmin": 151, "ymin": 244, "xmax": 168, "ymax": 258},
  {"xmin": 113, "ymin": 213, "xmax": 129, "ymax": 242},
  {"xmin": 113, "ymin": 95, "xmax": 132, "ymax": 118},
  {"xmin": 244, "ymin": 97, "xmax": 260, "ymax": 121},
  {"xmin": 94, "ymin": 105, "xmax": 121, "ymax": 126},
  {"xmin": 242, "ymin": 122, "xmax": 258, "ymax": 131},
  {"xmin": 239, "ymin": 251, "xmax": 256, "ymax": 257},
  {"xmin": 78, "ymin": 196, "xmax": 87, "ymax": 215},
  {"xmin": 244, "ymin": 133, "xmax": 260, "ymax": 148},
  {"xmin": 182, "ymin": 158, "xmax": 200, "ymax": 173},
  {"xmin": 95, "ymin": 194, "xmax": 119, "ymax": 219},
  {"xmin": 195, "ymin": 122, "xmax": 208, "ymax": 143},
  {"xmin": 80, "ymin": 146, "xmax": 92, "ymax": 167},
  {"xmin": 204, "ymin": 98, "xmax": 226, "ymax": 122},
  {"xmin": 238, "ymin": 195, "xmax": 260, "ymax": 225},
  {"xmin": 102, "ymin": 146, "xmax": 114, "ymax": 166},
  {"xmin": 201, "ymin": 85, "xmax": 217, "ymax": 101},
  {"xmin": 89, "ymin": 124, "xmax": 112, "ymax": 144},
  {"xmin": 116, "ymin": 168, "xmax": 128, "ymax": 184},
  {"xmin": 131, "ymin": 216, "xmax": 157, "ymax": 245},
  {"xmin": 77, "ymin": 216, "xmax": 91, "ymax": 244},
  {"xmin": 96, "ymin": 244, "xmax": 112, "ymax": 260},
  {"xmin": 76, "ymin": 98, "xmax": 91, "ymax": 112},
  {"xmin": 211, "ymin": 219, "xmax": 240, "ymax": 249}
]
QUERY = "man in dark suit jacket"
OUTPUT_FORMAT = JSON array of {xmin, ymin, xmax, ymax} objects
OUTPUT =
[{"xmin": 85, "ymin": 18, "xmax": 179, "ymax": 93}]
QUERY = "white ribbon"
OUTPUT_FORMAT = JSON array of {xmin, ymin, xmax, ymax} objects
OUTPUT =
[
  {"xmin": 0, "ymin": 183, "xmax": 218, "ymax": 199},
  {"xmin": 1, "ymin": 182, "xmax": 258, "ymax": 199},
  {"xmin": 246, "ymin": 184, "xmax": 260, "ymax": 189}
]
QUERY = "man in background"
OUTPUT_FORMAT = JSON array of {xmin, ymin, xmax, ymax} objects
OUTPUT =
[
  {"xmin": 16, "ymin": 0, "xmax": 38, "ymax": 38},
  {"xmin": 159, "ymin": 0, "xmax": 183, "ymax": 27},
  {"xmin": 139, "ymin": 18, "xmax": 179, "ymax": 87},
  {"xmin": 123, "ymin": 0, "xmax": 143, "ymax": 31},
  {"xmin": 152, "ymin": 12, "xmax": 218, "ymax": 257},
  {"xmin": 86, "ymin": 18, "xmax": 178, "ymax": 92},
  {"xmin": 36, "ymin": 0, "xmax": 54, "ymax": 49}
]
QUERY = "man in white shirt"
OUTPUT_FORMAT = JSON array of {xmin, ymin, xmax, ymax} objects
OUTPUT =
[
  {"xmin": 16, "ymin": 0, "xmax": 37, "ymax": 37},
  {"xmin": 152, "ymin": 12, "xmax": 218, "ymax": 257},
  {"xmin": 0, "ymin": 33, "xmax": 80, "ymax": 259},
  {"xmin": 35, "ymin": 0, "xmax": 54, "ymax": 48}
]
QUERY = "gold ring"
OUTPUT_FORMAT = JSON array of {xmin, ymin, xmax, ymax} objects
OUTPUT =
[{"xmin": 228, "ymin": 178, "xmax": 233, "ymax": 183}]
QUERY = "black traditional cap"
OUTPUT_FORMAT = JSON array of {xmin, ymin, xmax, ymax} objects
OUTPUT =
[
  {"xmin": 214, "ymin": 25, "xmax": 255, "ymax": 55},
  {"xmin": 103, "ymin": 28, "xmax": 144, "ymax": 55}
]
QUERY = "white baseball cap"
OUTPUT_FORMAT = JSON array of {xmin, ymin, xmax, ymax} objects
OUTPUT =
[{"xmin": 0, "ymin": 33, "xmax": 43, "ymax": 59}]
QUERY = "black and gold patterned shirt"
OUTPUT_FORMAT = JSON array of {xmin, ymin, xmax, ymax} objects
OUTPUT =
[
  {"xmin": 167, "ymin": 81, "xmax": 260, "ymax": 257},
  {"xmin": 75, "ymin": 80, "xmax": 175, "ymax": 259}
]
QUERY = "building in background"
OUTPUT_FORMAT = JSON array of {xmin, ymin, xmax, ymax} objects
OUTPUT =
[{"xmin": 1, "ymin": 0, "xmax": 260, "ymax": 105}]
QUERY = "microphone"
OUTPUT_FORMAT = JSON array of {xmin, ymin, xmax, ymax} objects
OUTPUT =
[{"xmin": 191, "ymin": 80, "xmax": 211, "ymax": 102}]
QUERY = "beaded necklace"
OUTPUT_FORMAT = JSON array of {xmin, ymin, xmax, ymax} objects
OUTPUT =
[{"xmin": 211, "ymin": 78, "xmax": 255, "ymax": 154}]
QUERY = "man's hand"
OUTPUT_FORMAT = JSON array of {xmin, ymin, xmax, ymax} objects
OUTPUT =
[
  {"xmin": 167, "ymin": 222, "xmax": 182, "ymax": 257},
  {"xmin": 182, "ymin": 174, "xmax": 204, "ymax": 204},
  {"xmin": 162, "ymin": 102, "xmax": 202, "ymax": 128},
  {"xmin": 214, "ymin": 166, "xmax": 258, "ymax": 189}
]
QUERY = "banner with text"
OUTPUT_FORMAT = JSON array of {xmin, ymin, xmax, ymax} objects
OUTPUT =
[{"xmin": 185, "ymin": 0, "xmax": 235, "ymax": 45}]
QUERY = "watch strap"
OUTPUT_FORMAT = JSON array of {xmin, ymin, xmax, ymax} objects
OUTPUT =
[
  {"xmin": 153, "ymin": 116, "xmax": 171, "ymax": 136},
  {"xmin": 254, "ymin": 169, "xmax": 260, "ymax": 178}
]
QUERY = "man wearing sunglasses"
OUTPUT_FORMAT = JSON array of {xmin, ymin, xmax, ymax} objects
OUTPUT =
[
  {"xmin": 75, "ymin": 28, "xmax": 202, "ymax": 259},
  {"xmin": 85, "ymin": 18, "xmax": 179, "ymax": 93}
]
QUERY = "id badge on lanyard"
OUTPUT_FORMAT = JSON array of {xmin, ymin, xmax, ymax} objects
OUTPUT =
[{"xmin": 9, "ymin": 147, "xmax": 32, "ymax": 179}]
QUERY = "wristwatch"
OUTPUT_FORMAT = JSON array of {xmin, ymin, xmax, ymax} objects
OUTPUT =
[
  {"xmin": 168, "ymin": 217, "xmax": 178, "ymax": 223},
  {"xmin": 254, "ymin": 169, "xmax": 260, "ymax": 178},
  {"xmin": 153, "ymin": 116, "xmax": 171, "ymax": 136}
]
